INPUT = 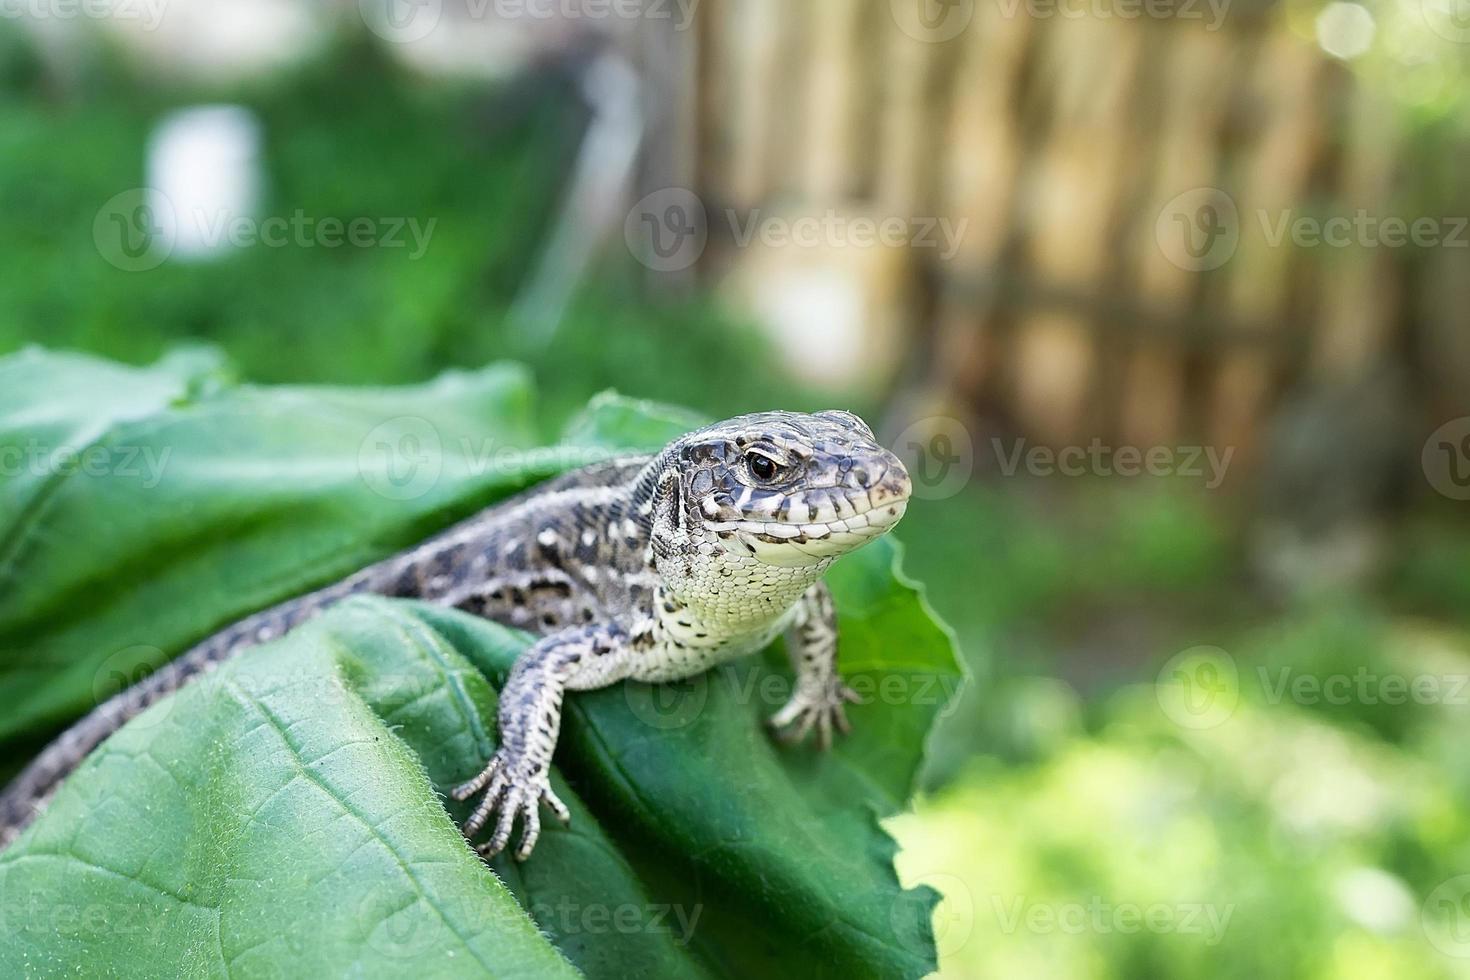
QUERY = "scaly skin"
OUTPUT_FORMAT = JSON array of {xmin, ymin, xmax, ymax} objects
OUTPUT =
[{"xmin": 0, "ymin": 410, "xmax": 912, "ymax": 858}]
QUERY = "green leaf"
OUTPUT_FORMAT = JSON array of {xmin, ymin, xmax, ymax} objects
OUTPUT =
[
  {"xmin": 0, "ymin": 349, "xmax": 553, "ymax": 741},
  {"xmin": 0, "ymin": 600, "xmax": 581, "ymax": 980},
  {"xmin": 0, "ymin": 351, "xmax": 960, "ymax": 978}
]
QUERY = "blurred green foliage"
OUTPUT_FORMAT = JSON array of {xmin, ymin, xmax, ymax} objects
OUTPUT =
[
  {"xmin": 0, "ymin": 27, "xmax": 807, "ymax": 433},
  {"xmin": 4, "ymin": 23, "xmax": 1470, "ymax": 978},
  {"xmin": 894, "ymin": 686, "xmax": 1463, "ymax": 978},
  {"xmin": 894, "ymin": 597, "xmax": 1470, "ymax": 978},
  {"xmin": 897, "ymin": 489, "xmax": 1470, "ymax": 977}
]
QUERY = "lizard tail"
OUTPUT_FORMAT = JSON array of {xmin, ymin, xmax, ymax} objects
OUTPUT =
[
  {"xmin": 0, "ymin": 569, "xmax": 389, "ymax": 849},
  {"xmin": 0, "ymin": 459, "xmax": 655, "ymax": 849}
]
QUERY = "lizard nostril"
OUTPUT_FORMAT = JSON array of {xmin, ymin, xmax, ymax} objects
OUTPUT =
[{"xmin": 848, "ymin": 465, "xmax": 870, "ymax": 487}]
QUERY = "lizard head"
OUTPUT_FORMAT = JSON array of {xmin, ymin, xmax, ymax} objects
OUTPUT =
[{"xmin": 676, "ymin": 410, "xmax": 912, "ymax": 568}]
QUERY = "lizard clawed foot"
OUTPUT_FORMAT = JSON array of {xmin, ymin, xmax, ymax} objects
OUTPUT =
[
  {"xmin": 768, "ymin": 680, "xmax": 862, "ymax": 750},
  {"xmin": 451, "ymin": 749, "xmax": 571, "ymax": 861}
]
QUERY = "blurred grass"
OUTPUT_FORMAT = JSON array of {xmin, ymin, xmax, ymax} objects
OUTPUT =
[
  {"xmin": 897, "ymin": 477, "xmax": 1470, "ymax": 977},
  {"xmin": 0, "ymin": 28, "xmax": 809, "ymax": 433},
  {"xmin": 5, "ymin": 24, "xmax": 1470, "ymax": 979}
]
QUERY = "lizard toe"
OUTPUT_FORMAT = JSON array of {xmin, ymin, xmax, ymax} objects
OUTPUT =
[
  {"xmin": 539, "ymin": 785, "xmax": 572, "ymax": 825},
  {"xmin": 485, "ymin": 788, "xmax": 521, "ymax": 857},
  {"xmin": 514, "ymin": 804, "xmax": 542, "ymax": 861},
  {"xmin": 461, "ymin": 773, "xmax": 504, "ymax": 839},
  {"xmin": 452, "ymin": 752, "xmax": 503, "ymax": 801},
  {"xmin": 815, "ymin": 710, "xmax": 833, "ymax": 751},
  {"xmin": 833, "ymin": 701, "xmax": 853, "ymax": 735},
  {"xmin": 767, "ymin": 698, "xmax": 804, "ymax": 730}
]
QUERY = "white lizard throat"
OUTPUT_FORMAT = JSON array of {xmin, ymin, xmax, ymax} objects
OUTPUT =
[
  {"xmin": 635, "ymin": 541, "xmax": 827, "ymax": 682},
  {"xmin": 646, "ymin": 499, "xmax": 905, "ymax": 681}
]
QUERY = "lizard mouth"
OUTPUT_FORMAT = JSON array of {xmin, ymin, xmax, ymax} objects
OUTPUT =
[{"xmin": 712, "ymin": 492, "xmax": 910, "ymax": 566}]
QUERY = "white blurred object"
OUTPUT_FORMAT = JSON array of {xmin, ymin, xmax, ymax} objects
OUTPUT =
[
  {"xmin": 379, "ymin": 0, "xmax": 658, "ymax": 81},
  {"xmin": 1333, "ymin": 866, "xmax": 1415, "ymax": 934},
  {"xmin": 146, "ymin": 105, "xmax": 263, "ymax": 262},
  {"xmin": 105, "ymin": 0, "xmax": 326, "ymax": 80},
  {"xmin": 380, "ymin": 0, "xmax": 545, "ymax": 80},
  {"xmin": 720, "ymin": 207, "xmax": 913, "ymax": 393},
  {"xmin": 1315, "ymin": 3, "xmax": 1376, "ymax": 61},
  {"xmin": 752, "ymin": 270, "xmax": 868, "ymax": 388}
]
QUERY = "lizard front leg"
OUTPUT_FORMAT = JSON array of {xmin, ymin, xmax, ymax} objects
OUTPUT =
[
  {"xmin": 768, "ymin": 582, "xmax": 860, "ymax": 749},
  {"xmin": 451, "ymin": 623, "xmax": 630, "ymax": 860}
]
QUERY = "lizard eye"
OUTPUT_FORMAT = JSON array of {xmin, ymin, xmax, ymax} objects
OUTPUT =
[{"xmin": 745, "ymin": 451, "xmax": 783, "ymax": 483}]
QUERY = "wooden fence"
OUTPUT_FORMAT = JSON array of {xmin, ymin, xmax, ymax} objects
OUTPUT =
[{"xmin": 624, "ymin": 0, "xmax": 1470, "ymax": 466}]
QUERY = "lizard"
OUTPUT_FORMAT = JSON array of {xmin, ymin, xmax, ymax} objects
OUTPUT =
[{"xmin": 0, "ymin": 410, "xmax": 912, "ymax": 860}]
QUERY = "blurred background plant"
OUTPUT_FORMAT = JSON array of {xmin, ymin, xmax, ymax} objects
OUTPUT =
[{"xmin": 3, "ymin": 0, "xmax": 1470, "ymax": 975}]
